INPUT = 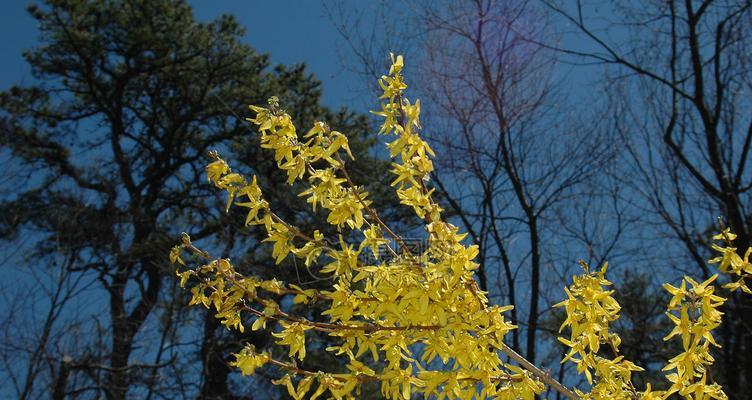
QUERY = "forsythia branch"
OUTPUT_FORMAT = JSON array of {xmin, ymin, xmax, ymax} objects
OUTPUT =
[{"xmin": 172, "ymin": 54, "xmax": 751, "ymax": 400}]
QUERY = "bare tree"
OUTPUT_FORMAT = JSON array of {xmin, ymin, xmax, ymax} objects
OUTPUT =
[
  {"xmin": 0, "ymin": 246, "xmax": 92, "ymax": 400},
  {"xmin": 540, "ymin": 0, "xmax": 752, "ymax": 397}
]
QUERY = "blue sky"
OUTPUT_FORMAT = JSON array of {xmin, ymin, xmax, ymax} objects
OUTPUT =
[
  {"xmin": 0, "ymin": 1, "xmax": 364, "ymax": 110},
  {"xmin": 0, "ymin": 1, "xmax": 608, "ymax": 113},
  {"xmin": 0, "ymin": 2, "xmax": 37, "ymax": 89},
  {"xmin": 190, "ymin": 1, "xmax": 367, "ymax": 109}
]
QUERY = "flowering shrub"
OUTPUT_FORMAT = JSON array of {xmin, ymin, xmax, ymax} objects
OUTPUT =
[{"xmin": 171, "ymin": 54, "xmax": 751, "ymax": 400}]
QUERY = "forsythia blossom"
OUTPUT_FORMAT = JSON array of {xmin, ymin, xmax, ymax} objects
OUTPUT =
[
  {"xmin": 173, "ymin": 54, "xmax": 540, "ymax": 400},
  {"xmin": 172, "ymin": 54, "xmax": 750, "ymax": 400},
  {"xmin": 556, "ymin": 262, "xmax": 644, "ymax": 399},
  {"xmin": 710, "ymin": 229, "xmax": 752, "ymax": 294},
  {"xmin": 661, "ymin": 275, "xmax": 727, "ymax": 399}
]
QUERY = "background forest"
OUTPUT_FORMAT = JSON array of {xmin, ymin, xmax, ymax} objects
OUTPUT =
[{"xmin": 0, "ymin": 0, "xmax": 750, "ymax": 399}]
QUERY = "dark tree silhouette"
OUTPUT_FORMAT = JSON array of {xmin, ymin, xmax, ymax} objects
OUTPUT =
[{"xmin": 0, "ymin": 1, "xmax": 406, "ymax": 398}]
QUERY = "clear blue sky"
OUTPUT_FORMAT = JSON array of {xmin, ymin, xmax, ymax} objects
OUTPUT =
[
  {"xmin": 0, "ymin": 2, "xmax": 37, "ymax": 89},
  {"xmin": 0, "ymin": 1, "xmax": 363, "ymax": 110}
]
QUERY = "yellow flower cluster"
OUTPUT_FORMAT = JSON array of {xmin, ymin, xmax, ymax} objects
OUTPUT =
[
  {"xmin": 661, "ymin": 275, "xmax": 727, "ymax": 400},
  {"xmin": 174, "ymin": 53, "xmax": 752, "ymax": 400},
  {"xmin": 555, "ymin": 262, "xmax": 644, "ymax": 399},
  {"xmin": 558, "ymin": 251, "xmax": 745, "ymax": 399},
  {"xmin": 372, "ymin": 55, "xmax": 439, "ymax": 221},
  {"xmin": 172, "ymin": 54, "xmax": 547, "ymax": 400},
  {"xmin": 231, "ymin": 345, "xmax": 270, "ymax": 376},
  {"xmin": 710, "ymin": 229, "xmax": 752, "ymax": 293}
]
